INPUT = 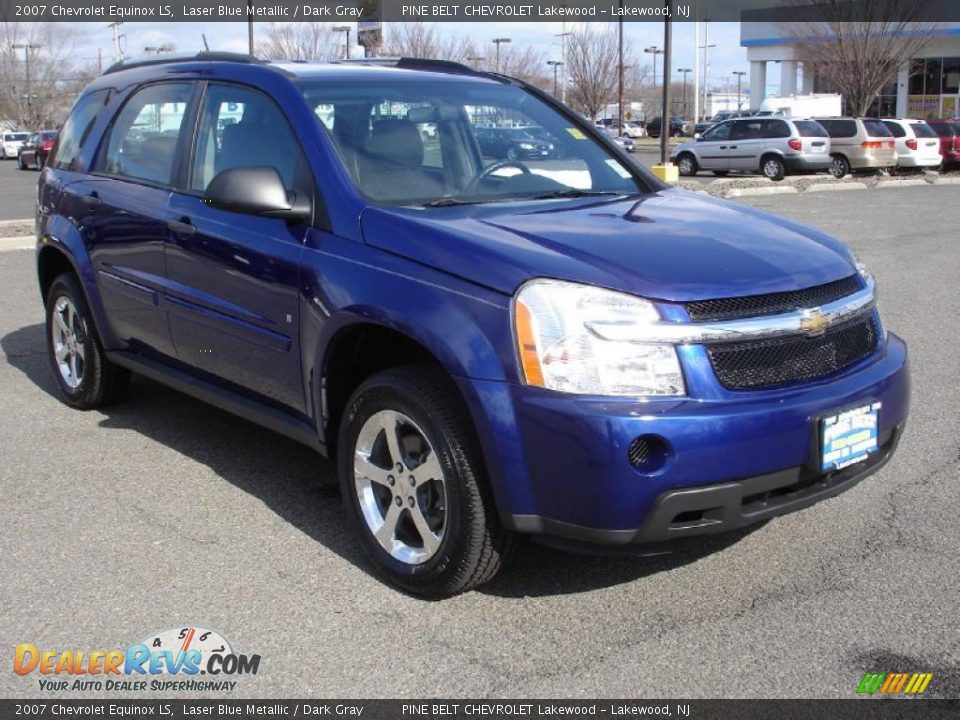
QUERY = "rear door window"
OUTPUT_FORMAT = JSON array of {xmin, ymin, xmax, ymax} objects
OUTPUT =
[
  {"xmin": 99, "ymin": 82, "xmax": 193, "ymax": 186},
  {"xmin": 761, "ymin": 119, "xmax": 791, "ymax": 139},
  {"xmin": 730, "ymin": 120, "xmax": 763, "ymax": 141}
]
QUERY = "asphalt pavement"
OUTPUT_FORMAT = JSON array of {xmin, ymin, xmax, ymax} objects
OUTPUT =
[{"xmin": 1, "ymin": 167, "xmax": 958, "ymax": 698}]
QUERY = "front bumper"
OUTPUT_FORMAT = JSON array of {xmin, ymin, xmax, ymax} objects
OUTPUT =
[{"xmin": 458, "ymin": 332, "xmax": 909, "ymax": 548}]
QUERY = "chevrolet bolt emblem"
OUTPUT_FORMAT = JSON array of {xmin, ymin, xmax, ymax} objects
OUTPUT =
[{"xmin": 799, "ymin": 309, "xmax": 830, "ymax": 336}]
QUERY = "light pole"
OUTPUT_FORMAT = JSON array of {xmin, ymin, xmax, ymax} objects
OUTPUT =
[
  {"xmin": 733, "ymin": 70, "xmax": 746, "ymax": 111},
  {"xmin": 555, "ymin": 28, "xmax": 571, "ymax": 104},
  {"xmin": 645, "ymin": 46, "xmax": 664, "ymax": 90},
  {"xmin": 332, "ymin": 25, "xmax": 351, "ymax": 59},
  {"xmin": 11, "ymin": 43, "xmax": 41, "ymax": 128},
  {"xmin": 700, "ymin": 29, "xmax": 716, "ymax": 122},
  {"xmin": 492, "ymin": 37, "xmax": 511, "ymax": 73},
  {"xmin": 247, "ymin": 0, "xmax": 254, "ymax": 55},
  {"xmin": 678, "ymin": 68, "xmax": 692, "ymax": 119},
  {"xmin": 643, "ymin": 45, "xmax": 667, "ymax": 121},
  {"xmin": 660, "ymin": 3, "xmax": 672, "ymax": 166},
  {"xmin": 547, "ymin": 60, "xmax": 564, "ymax": 98}
]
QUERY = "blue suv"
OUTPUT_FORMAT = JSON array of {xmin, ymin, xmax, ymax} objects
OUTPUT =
[{"xmin": 36, "ymin": 54, "xmax": 909, "ymax": 597}]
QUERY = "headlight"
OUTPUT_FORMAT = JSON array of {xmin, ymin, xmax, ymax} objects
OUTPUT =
[
  {"xmin": 518, "ymin": 143, "xmax": 534, "ymax": 150},
  {"xmin": 855, "ymin": 259, "xmax": 871, "ymax": 282},
  {"xmin": 514, "ymin": 280, "xmax": 685, "ymax": 396}
]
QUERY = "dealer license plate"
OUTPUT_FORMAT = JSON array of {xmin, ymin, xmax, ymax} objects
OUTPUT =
[{"xmin": 820, "ymin": 402, "xmax": 880, "ymax": 472}]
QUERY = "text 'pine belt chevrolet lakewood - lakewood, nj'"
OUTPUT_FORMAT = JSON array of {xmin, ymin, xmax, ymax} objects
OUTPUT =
[{"xmin": 35, "ymin": 53, "xmax": 909, "ymax": 597}]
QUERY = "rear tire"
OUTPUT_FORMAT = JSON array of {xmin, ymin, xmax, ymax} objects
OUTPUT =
[
  {"xmin": 338, "ymin": 365, "xmax": 516, "ymax": 597},
  {"xmin": 761, "ymin": 155, "xmax": 786, "ymax": 181},
  {"xmin": 45, "ymin": 273, "xmax": 131, "ymax": 410},
  {"xmin": 830, "ymin": 154, "xmax": 850, "ymax": 179}
]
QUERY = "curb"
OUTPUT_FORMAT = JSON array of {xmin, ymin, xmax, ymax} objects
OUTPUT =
[
  {"xmin": 724, "ymin": 185, "xmax": 799, "ymax": 198},
  {"xmin": 804, "ymin": 182, "xmax": 867, "ymax": 193},
  {"xmin": 677, "ymin": 173, "xmax": 958, "ymax": 199},
  {"xmin": 0, "ymin": 235, "xmax": 34, "ymax": 252}
]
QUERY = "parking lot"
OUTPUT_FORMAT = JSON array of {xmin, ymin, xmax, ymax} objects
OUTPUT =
[{"xmin": 1, "ymin": 158, "xmax": 958, "ymax": 698}]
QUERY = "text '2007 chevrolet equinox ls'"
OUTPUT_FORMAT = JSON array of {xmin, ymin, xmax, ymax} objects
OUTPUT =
[{"xmin": 36, "ymin": 53, "xmax": 909, "ymax": 597}]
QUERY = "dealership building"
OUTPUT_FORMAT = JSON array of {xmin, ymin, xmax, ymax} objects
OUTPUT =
[{"xmin": 740, "ymin": 20, "xmax": 960, "ymax": 118}]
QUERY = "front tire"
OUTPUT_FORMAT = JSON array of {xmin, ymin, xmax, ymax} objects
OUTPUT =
[
  {"xmin": 45, "ymin": 273, "xmax": 130, "ymax": 410},
  {"xmin": 17, "ymin": 154, "xmax": 26, "ymax": 170},
  {"xmin": 677, "ymin": 153, "xmax": 698, "ymax": 176},
  {"xmin": 761, "ymin": 155, "xmax": 786, "ymax": 181},
  {"xmin": 338, "ymin": 365, "xmax": 516, "ymax": 597}
]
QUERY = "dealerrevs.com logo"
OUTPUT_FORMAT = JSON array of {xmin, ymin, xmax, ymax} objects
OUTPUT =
[{"xmin": 14, "ymin": 626, "xmax": 261, "ymax": 692}]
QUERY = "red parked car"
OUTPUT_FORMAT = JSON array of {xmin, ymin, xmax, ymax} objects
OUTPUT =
[
  {"xmin": 926, "ymin": 119, "xmax": 960, "ymax": 168},
  {"xmin": 17, "ymin": 129, "xmax": 58, "ymax": 170}
]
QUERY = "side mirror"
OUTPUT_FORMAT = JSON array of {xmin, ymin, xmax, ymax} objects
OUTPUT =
[
  {"xmin": 204, "ymin": 166, "xmax": 310, "ymax": 223},
  {"xmin": 694, "ymin": 133, "xmax": 702, "ymax": 140}
]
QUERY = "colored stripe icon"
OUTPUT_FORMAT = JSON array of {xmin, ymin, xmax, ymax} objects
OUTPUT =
[{"xmin": 857, "ymin": 672, "xmax": 933, "ymax": 695}]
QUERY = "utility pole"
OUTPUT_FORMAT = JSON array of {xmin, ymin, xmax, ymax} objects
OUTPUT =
[
  {"xmin": 693, "ymin": 11, "xmax": 700, "ymax": 123},
  {"xmin": 492, "ymin": 37, "xmax": 511, "ymax": 73},
  {"xmin": 660, "ymin": 3, "xmax": 672, "ymax": 166},
  {"xmin": 733, "ymin": 71, "xmax": 746, "ymax": 111},
  {"xmin": 107, "ymin": 22, "xmax": 124, "ymax": 62},
  {"xmin": 547, "ymin": 60, "xmax": 563, "ymax": 98},
  {"xmin": 618, "ymin": 1, "xmax": 624, "ymax": 134},
  {"xmin": 11, "ymin": 43, "xmax": 41, "ymax": 128},
  {"xmin": 247, "ymin": 0, "xmax": 254, "ymax": 55}
]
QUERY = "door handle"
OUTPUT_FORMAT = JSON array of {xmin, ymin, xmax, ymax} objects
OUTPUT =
[
  {"xmin": 167, "ymin": 218, "xmax": 196, "ymax": 237},
  {"xmin": 729, "ymin": 145, "xmax": 738, "ymax": 149},
  {"xmin": 719, "ymin": 145, "xmax": 727, "ymax": 150}
]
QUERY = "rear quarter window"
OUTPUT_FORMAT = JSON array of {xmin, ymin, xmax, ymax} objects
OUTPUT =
[
  {"xmin": 794, "ymin": 120, "xmax": 828, "ymax": 138},
  {"xmin": 882, "ymin": 121, "xmax": 905, "ymax": 138},
  {"xmin": 49, "ymin": 89, "xmax": 110, "ymax": 172},
  {"xmin": 862, "ymin": 119, "xmax": 892, "ymax": 137}
]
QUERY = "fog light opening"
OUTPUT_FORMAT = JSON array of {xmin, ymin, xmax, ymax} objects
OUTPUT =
[{"xmin": 627, "ymin": 434, "xmax": 672, "ymax": 474}]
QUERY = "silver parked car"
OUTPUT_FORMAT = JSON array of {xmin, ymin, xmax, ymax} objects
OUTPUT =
[
  {"xmin": 813, "ymin": 117, "xmax": 896, "ymax": 178},
  {"xmin": 671, "ymin": 117, "xmax": 831, "ymax": 181}
]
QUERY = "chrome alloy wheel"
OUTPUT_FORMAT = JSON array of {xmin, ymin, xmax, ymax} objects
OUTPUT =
[
  {"xmin": 353, "ymin": 410, "xmax": 446, "ymax": 565},
  {"xmin": 51, "ymin": 296, "xmax": 86, "ymax": 389}
]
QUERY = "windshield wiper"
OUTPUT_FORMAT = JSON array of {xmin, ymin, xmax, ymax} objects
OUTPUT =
[
  {"xmin": 419, "ymin": 197, "xmax": 485, "ymax": 208},
  {"xmin": 530, "ymin": 189, "xmax": 624, "ymax": 200}
]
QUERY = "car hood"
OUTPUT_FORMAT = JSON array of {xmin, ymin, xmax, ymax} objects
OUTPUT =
[{"xmin": 359, "ymin": 188, "xmax": 857, "ymax": 302}]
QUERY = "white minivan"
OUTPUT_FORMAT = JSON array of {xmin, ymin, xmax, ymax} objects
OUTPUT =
[{"xmin": 881, "ymin": 119, "xmax": 943, "ymax": 170}]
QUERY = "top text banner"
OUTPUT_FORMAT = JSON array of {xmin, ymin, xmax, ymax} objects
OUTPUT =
[{"xmin": 1, "ymin": 0, "xmax": 958, "ymax": 23}]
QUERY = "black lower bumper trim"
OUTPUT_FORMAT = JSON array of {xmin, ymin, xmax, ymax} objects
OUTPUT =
[{"xmin": 510, "ymin": 424, "xmax": 902, "ymax": 550}]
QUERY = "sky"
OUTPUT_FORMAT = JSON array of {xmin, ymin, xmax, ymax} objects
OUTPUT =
[{"xmin": 77, "ymin": 20, "xmax": 763, "ymax": 92}]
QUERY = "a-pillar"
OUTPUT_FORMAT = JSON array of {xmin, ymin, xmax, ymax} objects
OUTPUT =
[{"xmin": 750, "ymin": 60, "xmax": 767, "ymax": 110}]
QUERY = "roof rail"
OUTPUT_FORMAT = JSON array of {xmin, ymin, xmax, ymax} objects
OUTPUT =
[
  {"xmin": 332, "ymin": 57, "xmax": 478, "ymax": 75},
  {"xmin": 103, "ymin": 51, "xmax": 265, "ymax": 75}
]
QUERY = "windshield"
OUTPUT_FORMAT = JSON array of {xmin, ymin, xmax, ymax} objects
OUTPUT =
[
  {"xmin": 298, "ymin": 78, "xmax": 646, "ymax": 206},
  {"xmin": 5, "ymin": 133, "xmax": 28, "ymax": 141}
]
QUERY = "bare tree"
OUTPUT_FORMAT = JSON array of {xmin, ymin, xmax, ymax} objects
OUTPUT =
[
  {"xmin": 383, "ymin": 22, "xmax": 476, "ymax": 64},
  {"xmin": 256, "ymin": 22, "xmax": 342, "ymax": 62},
  {"xmin": 780, "ymin": 0, "xmax": 938, "ymax": 116},
  {"xmin": 565, "ymin": 26, "xmax": 621, "ymax": 121},
  {"xmin": 0, "ymin": 22, "xmax": 97, "ymax": 129}
]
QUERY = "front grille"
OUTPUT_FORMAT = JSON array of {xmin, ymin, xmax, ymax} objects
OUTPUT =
[
  {"xmin": 707, "ymin": 315, "xmax": 879, "ymax": 390},
  {"xmin": 685, "ymin": 275, "xmax": 862, "ymax": 322}
]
